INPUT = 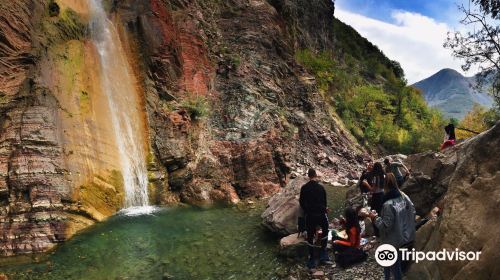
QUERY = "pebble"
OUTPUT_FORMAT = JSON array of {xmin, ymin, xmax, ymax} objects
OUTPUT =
[{"xmin": 312, "ymin": 270, "xmax": 325, "ymax": 276}]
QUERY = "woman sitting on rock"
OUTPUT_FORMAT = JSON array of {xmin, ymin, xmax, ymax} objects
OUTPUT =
[
  {"xmin": 332, "ymin": 207, "xmax": 361, "ymax": 252},
  {"xmin": 441, "ymin": 123, "xmax": 456, "ymax": 150}
]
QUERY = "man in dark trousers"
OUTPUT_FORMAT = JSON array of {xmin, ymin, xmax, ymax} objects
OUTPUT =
[{"xmin": 299, "ymin": 168, "xmax": 331, "ymax": 268}]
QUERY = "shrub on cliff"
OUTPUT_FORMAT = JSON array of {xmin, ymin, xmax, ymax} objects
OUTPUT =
[{"xmin": 181, "ymin": 95, "xmax": 210, "ymax": 120}]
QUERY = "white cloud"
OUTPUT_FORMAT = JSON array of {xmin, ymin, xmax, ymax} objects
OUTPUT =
[{"xmin": 335, "ymin": 9, "xmax": 468, "ymax": 83}]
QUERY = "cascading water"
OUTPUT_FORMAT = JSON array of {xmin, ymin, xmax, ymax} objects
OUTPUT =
[{"xmin": 88, "ymin": 0, "xmax": 152, "ymax": 214}]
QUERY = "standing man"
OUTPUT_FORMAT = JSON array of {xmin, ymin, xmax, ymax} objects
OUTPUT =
[{"xmin": 299, "ymin": 168, "xmax": 331, "ymax": 268}]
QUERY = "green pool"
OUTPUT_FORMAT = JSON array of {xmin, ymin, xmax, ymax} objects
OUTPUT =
[{"xmin": 1, "ymin": 186, "xmax": 346, "ymax": 280}]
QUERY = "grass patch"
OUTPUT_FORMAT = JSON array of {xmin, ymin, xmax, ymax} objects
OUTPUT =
[{"xmin": 181, "ymin": 95, "xmax": 210, "ymax": 120}]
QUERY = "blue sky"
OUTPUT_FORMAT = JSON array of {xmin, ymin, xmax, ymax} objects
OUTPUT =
[
  {"xmin": 336, "ymin": 0, "xmax": 465, "ymax": 25},
  {"xmin": 334, "ymin": 0, "xmax": 471, "ymax": 83}
]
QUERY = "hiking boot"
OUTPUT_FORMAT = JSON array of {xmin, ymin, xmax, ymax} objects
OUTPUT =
[{"xmin": 306, "ymin": 258, "xmax": 317, "ymax": 269}]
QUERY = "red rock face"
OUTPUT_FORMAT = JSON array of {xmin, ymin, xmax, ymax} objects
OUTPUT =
[
  {"xmin": 117, "ymin": 0, "xmax": 366, "ymax": 205},
  {"xmin": 0, "ymin": 0, "xmax": 73, "ymax": 256},
  {"xmin": 0, "ymin": 0, "xmax": 35, "ymax": 97},
  {"xmin": 141, "ymin": 0, "xmax": 214, "ymax": 96},
  {"xmin": 210, "ymin": 138, "xmax": 283, "ymax": 199}
]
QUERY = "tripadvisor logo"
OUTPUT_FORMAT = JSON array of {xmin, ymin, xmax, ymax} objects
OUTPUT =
[
  {"xmin": 375, "ymin": 244, "xmax": 482, "ymax": 267},
  {"xmin": 375, "ymin": 244, "xmax": 398, "ymax": 267}
]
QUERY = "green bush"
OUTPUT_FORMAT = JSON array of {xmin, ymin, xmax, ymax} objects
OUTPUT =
[{"xmin": 181, "ymin": 95, "xmax": 210, "ymax": 120}]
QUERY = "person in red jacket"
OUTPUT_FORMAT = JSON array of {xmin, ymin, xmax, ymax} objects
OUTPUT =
[
  {"xmin": 441, "ymin": 123, "xmax": 456, "ymax": 150},
  {"xmin": 332, "ymin": 207, "xmax": 361, "ymax": 252}
]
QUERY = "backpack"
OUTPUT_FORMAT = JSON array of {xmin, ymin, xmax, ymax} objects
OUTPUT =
[{"xmin": 334, "ymin": 247, "xmax": 368, "ymax": 268}]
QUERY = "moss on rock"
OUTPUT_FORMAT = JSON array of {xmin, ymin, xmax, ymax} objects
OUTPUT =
[{"xmin": 77, "ymin": 170, "xmax": 124, "ymax": 221}]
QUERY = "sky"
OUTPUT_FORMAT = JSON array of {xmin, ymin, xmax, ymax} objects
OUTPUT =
[{"xmin": 334, "ymin": 0, "xmax": 472, "ymax": 83}]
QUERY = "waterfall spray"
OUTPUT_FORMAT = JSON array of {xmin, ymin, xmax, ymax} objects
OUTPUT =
[{"xmin": 88, "ymin": 0, "xmax": 153, "ymax": 215}]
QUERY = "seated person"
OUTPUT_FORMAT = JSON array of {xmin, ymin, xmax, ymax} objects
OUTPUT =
[
  {"xmin": 332, "ymin": 207, "xmax": 361, "ymax": 252},
  {"xmin": 441, "ymin": 123, "xmax": 456, "ymax": 150}
]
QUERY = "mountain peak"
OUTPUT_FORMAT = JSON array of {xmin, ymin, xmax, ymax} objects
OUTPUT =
[
  {"xmin": 413, "ymin": 68, "xmax": 493, "ymax": 119},
  {"xmin": 434, "ymin": 68, "xmax": 464, "ymax": 78}
]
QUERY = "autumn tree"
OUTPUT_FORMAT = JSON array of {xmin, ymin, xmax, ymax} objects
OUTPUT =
[{"xmin": 456, "ymin": 104, "xmax": 489, "ymax": 139}]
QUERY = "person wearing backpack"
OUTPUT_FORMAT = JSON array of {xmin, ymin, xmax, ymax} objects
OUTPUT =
[{"xmin": 441, "ymin": 123, "xmax": 456, "ymax": 150}]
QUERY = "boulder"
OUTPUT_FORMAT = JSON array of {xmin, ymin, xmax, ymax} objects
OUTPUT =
[
  {"xmin": 400, "ymin": 175, "xmax": 447, "ymax": 216},
  {"xmin": 399, "ymin": 151, "xmax": 457, "ymax": 216},
  {"xmin": 408, "ymin": 122, "xmax": 500, "ymax": 279},
  {"xmin": 279, "ymin": 233, "xmax": 308, "ymax": 258},
  {"xmin": 261, "ymin": 176, "xmax": 309, "ymax": 235}
]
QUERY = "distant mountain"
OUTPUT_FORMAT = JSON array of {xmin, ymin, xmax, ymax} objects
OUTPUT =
[{"xmin": 412, "ymin": 68, "xmax": 494, "ymax": 120}]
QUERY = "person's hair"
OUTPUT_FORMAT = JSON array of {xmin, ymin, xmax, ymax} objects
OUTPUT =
[
  {"xmin": 344, "ymin": 207, "xmax": 360, "ymax": 234},
  {"xmin": 373, "ymin": 162, "xmax": 385, "ymax": 176},
  {"xmin": 385, "ymin": 173, "xmax": 399, "ymax": 190},
  {"xmin": 307, "ymin": 168, "xmax": 317, "ymax": 178},
  {"xmin": 448, "ymin": 123, "xmax": 456, "ymax": 140},
  {"xmin": 383, "ymin": 158, "xmax": 390, "ymax": 165}
]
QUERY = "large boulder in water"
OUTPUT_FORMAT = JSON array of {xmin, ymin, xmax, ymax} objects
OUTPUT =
[
  {"xmin": 261, "ymin": 177, "xmax": 309, "ymax": 235},
  {"xmin": 407, "ymin": 122, "xmax": 500, "ymax": 279}
]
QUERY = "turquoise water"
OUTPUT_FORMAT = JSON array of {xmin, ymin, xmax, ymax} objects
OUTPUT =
[{"xmin": 1, "ymin": 187, "xmax": 345, "ymax": 280}]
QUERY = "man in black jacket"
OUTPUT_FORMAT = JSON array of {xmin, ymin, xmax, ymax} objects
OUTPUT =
[{"xmin": 299, "ymin": 168, "xmax": 331, "ymax": 268}]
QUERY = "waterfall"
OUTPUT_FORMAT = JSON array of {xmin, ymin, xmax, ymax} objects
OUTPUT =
[{"xmin": 88, "ymin": 0, "xmax": 152, "ymax": 214}]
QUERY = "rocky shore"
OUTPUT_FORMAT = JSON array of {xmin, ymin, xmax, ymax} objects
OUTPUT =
[{"xmin": 285, "ymin": 251, "xmax": 383, "ymax": 280}]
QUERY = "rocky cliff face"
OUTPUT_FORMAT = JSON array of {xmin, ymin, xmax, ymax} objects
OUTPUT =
[
  {"xmin": 401, "ymin": 123, "xmax": 500, "ymax": 279},
  {"xmin": 0, "ymin": 0, "xmax": 366, "ymax": 256},
  {"xmin": 113, "ymin": 0, "xmax": 366, "ymax": 205}
]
